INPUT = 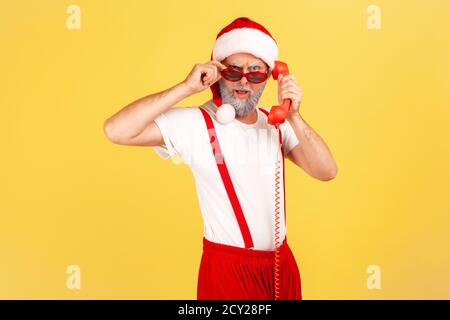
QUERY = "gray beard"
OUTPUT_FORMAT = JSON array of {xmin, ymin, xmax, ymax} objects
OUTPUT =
[{"xmin": 218, "ymin": 79, "xmax": 266, "ymax": 117}]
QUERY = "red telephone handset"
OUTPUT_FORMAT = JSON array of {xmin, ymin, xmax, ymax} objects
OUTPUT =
[{"xmin": 268, "ymin": 61, "xmax": 291, "ymax": 128}]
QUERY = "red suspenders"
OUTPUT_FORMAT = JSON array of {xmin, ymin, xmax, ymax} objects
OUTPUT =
[
  {"xmin": 199, "ymin": 107, "xmax": 286, "ymax": 249},
  {"xmin": 199, "ymin": 107, "xmax": 254, "ymax": 249}
]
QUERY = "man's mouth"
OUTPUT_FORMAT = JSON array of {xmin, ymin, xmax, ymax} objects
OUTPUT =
[{"xmin": 234, "ymin": 89, "xmax": 250, "ymax": 98}]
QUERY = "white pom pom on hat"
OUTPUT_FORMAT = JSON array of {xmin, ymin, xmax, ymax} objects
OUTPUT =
[
  {"xmin": 209, "ymin": 17, "xmax": 279, "ymax": 125},
  {"xmin": 215, "ymin": 103, "xmax": 235, "ymax": 124}
]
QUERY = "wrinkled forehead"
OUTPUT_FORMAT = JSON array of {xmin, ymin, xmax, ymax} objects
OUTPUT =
[{"xmin": 223, "ymin": 55, "xmax": 268, "ymax": 69}]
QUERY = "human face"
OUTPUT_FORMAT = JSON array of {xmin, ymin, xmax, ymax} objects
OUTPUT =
[
  {"xmin": 221, "ymin": 53, "xmax": 269, "ymax": 99},
  {"xmin": 218, "ymin": 53, "xmax": 269, "ymax": 116}
]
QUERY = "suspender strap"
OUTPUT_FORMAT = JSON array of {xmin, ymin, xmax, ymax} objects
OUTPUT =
[
  {"xmin": 258, "ymin": 108, "xmax": 287, "ymax": 223},
  {"xmin": 199, "ymin": 107, "xmax": 254, "ymax": 249}
]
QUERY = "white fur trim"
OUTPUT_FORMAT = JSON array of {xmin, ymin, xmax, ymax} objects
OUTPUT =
[
  {"xmin": 216, "ymin": 104, "xmax": 235, "ymax": 124},
  {"xmin": 213, "ymin": 28, "xmax": 278, "ymax": 69}
]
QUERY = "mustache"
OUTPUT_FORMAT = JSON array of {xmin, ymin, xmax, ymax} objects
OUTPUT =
[{"xmin": 233, "ymin": 85, "xmax": 252, "ymax": 93}]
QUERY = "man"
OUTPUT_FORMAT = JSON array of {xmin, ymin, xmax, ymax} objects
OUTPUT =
[{"xmin": 104, "ymin": 17, "xmax": 338, "ymax": 300}]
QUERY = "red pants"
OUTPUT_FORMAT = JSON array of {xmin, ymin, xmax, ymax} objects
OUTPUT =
[{"xmin": 197, "ymin": 237, "xmax": 302, "ymax": 300}]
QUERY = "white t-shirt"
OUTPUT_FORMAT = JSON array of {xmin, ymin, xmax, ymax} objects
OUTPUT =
[{"xmin": 152, "ymin": 100, "xmax": 299, "ymax": 251}]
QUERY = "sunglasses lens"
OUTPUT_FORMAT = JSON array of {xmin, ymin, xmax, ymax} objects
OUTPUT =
[
  {"xmin": 222, "ymin": 69, "xmax": 242, "ymax": 81},
  {"xmin": 247, "ymin": 72, "xmax": 267, "ymax": 83},
  {"xmin": 221, "ymin": 69, "xmax": 268, "ymax": 83}
]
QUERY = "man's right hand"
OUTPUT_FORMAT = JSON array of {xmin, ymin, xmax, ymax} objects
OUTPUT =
[{"xmin": 182, "ymin": 60, "xmax": 227, "ymax": 95}]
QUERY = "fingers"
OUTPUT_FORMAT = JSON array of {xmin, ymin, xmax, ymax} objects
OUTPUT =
[
  {"xmin": 278, "ymin": 74, "xmax": 297, "ymax": 83},
  {"xmin": 278, "ymin": 74, "xmax": 301, "ymax": 91},
  {"xmin": 278, "ymin": 74, "xmax": 283, "ymax": 85},
  {"xmin": 277, "ymin": 74, "xmax": 302, "ymax": 107},
  {"xmin": 201, "ymin": 66, "xmax": 216, "ymax": 86},
  {"xmin": 280, "ymin": 86, "xmax": 303, "ymax": 99},
  {"xmin": 209, "ymin": 59, "xmax": 227, "ymax": 71},
  {"xmin": 280, "ymin": 82, "xmax": 299, "ymax": 91},
  {"xmin": 202, "ymin": 60, "xmax": 224, "ymax": 86}
]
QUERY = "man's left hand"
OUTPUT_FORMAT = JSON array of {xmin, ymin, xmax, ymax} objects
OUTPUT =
[{"xmin": 277, "ymin": 74, "xmax": 303, "ymax": 116}]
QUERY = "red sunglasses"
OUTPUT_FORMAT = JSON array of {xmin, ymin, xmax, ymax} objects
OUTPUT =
[{"xmin": 220, "ymin": 67, "xmax": 270, "ymax": 84}]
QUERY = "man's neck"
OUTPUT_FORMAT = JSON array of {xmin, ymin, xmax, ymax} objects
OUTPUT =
[{"xmin": 235, "ymin": 108, "xmax": 257, "ymax": 125}]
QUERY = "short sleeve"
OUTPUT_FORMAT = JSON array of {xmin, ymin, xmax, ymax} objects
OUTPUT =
[
  {"xmin": 152, "ymin": 107, "xmax": 201, "ymax": 161},
  {"xmin": 281, "ymin": 118, "xmax": 300, "ymax": 156}
]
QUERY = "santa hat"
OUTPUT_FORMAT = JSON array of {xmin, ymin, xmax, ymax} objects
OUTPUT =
[{"xmin": 210, "ymin": 17, "xmax": 279, "ymax": 124}]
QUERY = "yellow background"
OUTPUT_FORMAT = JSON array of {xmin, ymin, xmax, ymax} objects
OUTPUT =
[{"xmin": 1, "ymin": 0, "xmax": 449, "ymax": 299}]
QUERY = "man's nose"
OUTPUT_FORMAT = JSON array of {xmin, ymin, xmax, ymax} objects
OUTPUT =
[{"xmin": 240, "ymin": 70, "xmax": 249, "ymax": 85}]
